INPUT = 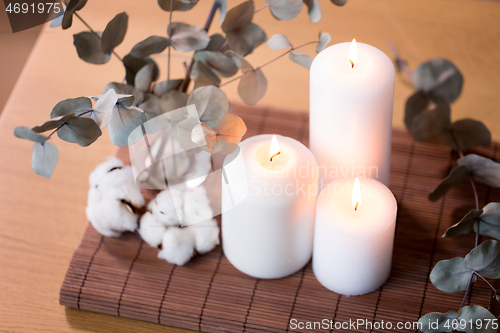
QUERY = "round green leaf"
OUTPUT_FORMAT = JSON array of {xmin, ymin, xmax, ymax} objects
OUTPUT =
[
  {"xmin": 169, "ymin": 22, "xmax": 210, "ymax": 53},
  {"xmin": 190, "ymin": 61, "xmax": 221, "ymax": 89},
  {"xmin": 331, "ymin": 0, "xmax": 348, "ymax": 5},
  {"xmin": 457, "ymin": 305, "xmax": 497, "ymax": 333},
  {"xmin": 88, "ymin": 89, "xmax": 118, "ymax": 129},
  {"xmin": 122, "ymin": 55, "xmax": 159, "ymax": 87},
  {"xmin": 410, "ymin": 103, "xmax": 451, "ymax": 142},
  {"xmin": 479, "ymin": 203, "xmax": 500, "ymax": 240},
  {"xmin": 194, "ymin": 51, "xmax": 238, "ymax": 77},
  {"xmin": 101, "ymin": 12, "xmax": 128, "ymax": 54},
  {"xmin": 32, "ymin": 142, "xmax": 58, "ymax": 179},
  {"xmin": 238, "ymin": 67, "xmax": 267, "ymax": 105},
  {"xmin": 464, "ymin": 240, "xmax": 500, "ymax": 279},
  {"xmin": 216, "ymin": 0, "xmax": 227, "ymax": 23},
  {"xmin": 418, "ymin": 311, "xmax": 458, "ymax": 333},
  {"xmin": 442, "ymin": 119, "xmax": 491, "ymax": 152},
  {"xmin": 266, "ymin": 0, "xmax": 302, "ymax": 20},
  {"xmin": 50, "ymin": 97, "xmax": 92, "ymax": 118},
  {"xmin": 412, "ymin": 59, "xmax": 463, "ymax": 104},
  {"xmin": 103, "ymin": 82, "xmax": 144, "ymax": 105},
  {"xmin": 404, "ymin": 90, "xmax": 429, "ymax": 130},
  {"xmin": 177, "ymin": 115, "xmax": 202, "ymax": 153},
  {"xmin": 430, "ymin": 257, "xmax": 474, "ymax": 293},
  {"xmin": 443, "ymin": 209, "xmax": 483, "ymax": 238},
  {"xmin": 221, "ymin": 0, "xmax": 253, "ymax": 33},
  {"xmin": 457, "ymin": 154, "xmax": 500, "ymax": 188},
  {"xmin": 108, "ymin": 105, "xmax": 146, "ymax": 146},
  {"xmin": 158, "ymin": 0, "xmax": 199, "ymax": 11},
  {"xmin": 73, "ymin": 32, "xmax": 111, "ymax": 65},
  {"xmin": 61, "ymin": 0, "xmax": 87, "ymax": 29},
  {"xmin": 289, "ymin": 50, "xmax": 313, "ymax": 69},
  {"xmin": 267, "ymin": 34, "xmax": 292, "ymax": 50},
  {"xmin": 316, "ymin": 32, "xmax": 331, "ymax": 53},
  {"xmin": 428, "ymin": 165, "xmax": 468, "ymax": 202},
  {"xmin": 14, "ymin": 126, "xmax": 48, "ymax": 143},
  {"xmin": 187, "ymin": 86, "xmax": 229, "ymax": 127},
  {"xmin": 135, "ymin": 63, "xmax": 158, "ymax": 92},
  {"xmin": 31, "ymin": 113, "xmax": 76, "ymax": 133},
  {"xmin": 153, "ymin": 79, "xmax": 183, "ymax": 96},
  {"xmin": 129, "ymin": 36, "xmax": 169, "ymax": 58},
  {"xmin": 161, "ymin": 90, "xmax": 188, "ymax": 114},
  {"xmin": 304, "ymin": 0, "xmax": 322, "ymax": 24},
  {"xmin": 57, "ymin": 117, "xmax": 102, "ymax": 147},
  {"xmin": 225, "ymin": 22, "xmax": 266, "ymax": 56},
  {"xmin": 204, "ymin": 34, "xmax": 229, "ymax": 52},
  {"xmin": 138, "ymin": 94, "xmax": 162, "ymax": 120}
]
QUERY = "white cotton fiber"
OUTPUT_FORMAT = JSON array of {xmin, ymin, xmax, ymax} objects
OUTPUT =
[
  {"xmin": 149, "ymin": 188, "xmax": 184, "ymax": 227},
  {"xmin": 182, "ymin": 186, "xmax": 213, "ymax": 226},
  {"xmin": 138, "ymin": 212, "xmax": 167, "ymax": 248},
  {"xmin": 189, "ymin": 218, "xmax": 220, "ymax": 254},
  {"xmin": 158, "ymin": 227, "xmax": 195, "ymax": 266}
]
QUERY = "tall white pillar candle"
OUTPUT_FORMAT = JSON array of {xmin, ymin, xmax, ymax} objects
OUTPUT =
[
  {"xmin": 309, "ymin": 40, "xmax": 395, "ymax": 187},
  {"xmin": 313, "ymin": 177, "xmax": 397, "ymax": 295},
  {"xmin": 222, "ymin": 135, "xmax": 318, "ymax": 279}
]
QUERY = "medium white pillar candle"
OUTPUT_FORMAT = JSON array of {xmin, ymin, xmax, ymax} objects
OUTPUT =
[
  {"xmin": 313, "ymin": 177, "xmax": 397, "ymax": 295},
  {"xmin": 222, "ymin": 135, "xmax": 318, "ymax": 279},
  {"xmin": 309, "ymin": 40, "xmax": 395, "ymax": 187}
]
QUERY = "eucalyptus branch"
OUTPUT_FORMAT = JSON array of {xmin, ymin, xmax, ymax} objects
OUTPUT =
[
  {"xmin": 47, "ymin": 109, "xmax": 93, "ymax": 139},
  {"xmin": 167, "ymin": 0, "xmax": 174, "ymax": 81},
  {"xmin": 180, "ymin": 0, "xmax": 220, "ymax": 92},
  {"xmin": 475, "ymin": 272, "xmax": 497, "ymax": 293},
  {"xmin": 254, "ymin": 4, "xmax": 270, "ymax": 14},
  {"xmin": 220, "ymin": 40, "xmax": 320, "ymax": 88},
  {"xmin": 461, "ymin": 273, "xmax": 475, "ymax": 309}
]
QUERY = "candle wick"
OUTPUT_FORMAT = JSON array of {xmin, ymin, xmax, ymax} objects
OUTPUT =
[
  {"xmin": 270, "ymin": 151, "xmax": 281, "ymax": 162},
  {"xmin": 355, "ymin": 201, "xmax": 359, "ymax": 211},
  {"xmin": 349, "ymin": 59, "xmax": 354, "ymax": 68}
]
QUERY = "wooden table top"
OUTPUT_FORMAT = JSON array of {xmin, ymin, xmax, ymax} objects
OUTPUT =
[{"xmin": 0, "ymin": 0, "xmax": 499, "ymax": 332}]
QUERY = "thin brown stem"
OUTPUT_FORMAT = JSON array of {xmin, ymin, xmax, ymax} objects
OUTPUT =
[
  {"xmin": 47, "ymin": 109, "xmax": 93, "ymax": 139},
  {"xmin": 220, "ymin": 41, "xmax": 320, "ymax": 88},
  {"xmin": 180, "ymin": 0, "xmax": 220, "ymax": 92},
  {"xmin": 475, "ymin": 272, "xmax": 496, "ymax": 292},
  {"xmin": 254, "ymin": 4, "xmax": 270, "ymax": 14},
  {"xmin": 460, "ymin": 273, "xmax": 475, "ymax": 309}
]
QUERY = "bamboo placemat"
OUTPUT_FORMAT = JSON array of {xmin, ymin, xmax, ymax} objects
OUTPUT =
[{"xmin": 60, "ymin": 105, "xmax": 500, "ymax": 332}]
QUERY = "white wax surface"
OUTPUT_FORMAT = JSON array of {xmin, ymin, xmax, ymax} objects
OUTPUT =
[
  {"xmin": 222, "ymin": 135, "xmax": 318, "ymax": 279},
  {"xmin": 309, "ymin": 42, "xmax": 395, "ymax": 187},
  {"xmin": 313, "ymin": 177, "xmax": 397, "ymax": 295}
]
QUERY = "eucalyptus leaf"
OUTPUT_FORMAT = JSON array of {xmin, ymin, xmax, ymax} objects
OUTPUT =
[
  {"xmin": 194, "ymin": 51, "xmax": 238, "ymax": 77},
  {"xmin": 457, "ymin": 305, "xmax": 497, "ymax": 333},
  {"xmin": 443, "ymin": 209, "xmax": 483, "ymax": 238},
  {"xmin": 177, "ymin": 116, "xmax": 202, "ymax": 153},
  {"xmin": 221, "ymin": 0, "xmax": 253, "ymax": 33},
  {"xmin": 418, "ymin": 311, "xmax": 458, "ymax": 333},
  {"xmin": 108, "ymin": 105, "xmax": 146, "ymax": 146},
  {"xmin": 442, "ymin": 119, "xmax": 491, "ymax": 152},
  {"xmin": 412, "ymin": 59, "xmax": 463, "ymax": 104},
  {"xmin": 139, "ymin": 94, "xmax": 162, "ymax": 120},
  {"xmin": 267, "ymin": 34, "xmax": 292, "ymax": 50},
  {"xmin": 89, "ymin": 89, "xmax": 118, "ymax": 129},
  {"xmin": 428, "ymin": 165, "xmax": 468, "ymax": 202},
  {"xmin": 160, "ymin": 90, "xmax": 188, "ymax": 114},
  {"xmin": 404, "ymin": 90, "xmax": 429, "ymax": 130},
  {"xmin": 62, "ymin": 0, "xmax": 87, "ymax": 29},
  {"xmin": 331, "ymin": 0, "xmax": 348, "ymax": 5},
  {"xmin": 316, "ymin": 32, "xmax": 331, "ymax": 52},
  {"xmin": 103, "ymin": 82, "xmax": 145, "ymax": 105},
  {"xmin": 204, "ymin": 34, "xmax": 229, "ymax": 52},
  {"xmin": 135, "ymin": 63, "xmax": 158, "ymax": 92},
  {"xmin": 101, "ymin": 12, "xmax": 128, "ymax": 54},
  {"xmin": 464, "ymin": 240, "xmax": 500, "ymax": 279},
  {"xmin": 123, "ymin": 55, "xmax": 159, "ymax": 87},
  {"xmin": 410, "ymin": 103, "xmax": 451, "ymax": 142},
  {"xmin": 190, "ymin": 60, "xmax": 221, "ymax": 89},
  {"xmin": 430, "ymin": 257, "xmax": 475, "ymax": 293},
  {"xmin": 304, "ymin": 0, "xmax": 321, "ymax": 24},
  {"xmin": 14, "ymin": 126, "xmax": 48, "ymax": 143},
  {"xmin": 57, "ymin": 117, "xmax": 102, "ymax": 147},
  {"xmin": 216, "ymin": 0, "xmax": 227, "ymax": 23},
  {"xmin": 187, "ymin": 86, "xmax": 229, "ymax": 127},
  {"xmin": 50, "ymin": 6, "xmax": 65, "ymax": 28},
  {"xmin": 227, "ymin": 51, "xmax": 267, "ymax": 105},
  {"xmin": 73, "ymin": 32, "xmax": 111, "ymax": 65},
  {"xmin": 31, "ymin": 113, "xmax": 76, "ymax": 133},
  {"xmin": 457, "ymin": 154, "xmax": 500, "ymax": 187},
  {"xmin": 479, "ymin": 203, "xmax": 500, "ymax": 240},
  {"xmin": 191, "ymin": 114, "xmax": 247, "ymax": 155},
  {"xmin": 225, "ymin": 23, "xmax": 267, "ymax": 56},
  {"xmin": 129, "ymin": 36, "xmax": 169, "ymax": 58},
  {"xmin": 50, "ymin": 97, "xmax": 92, "ymax": 118},
  {"xmin": 289, "ymin": 50, "xmax": 313, "ymax": 69},
  {"xmin": 158, "ymin": 0, "xmax": 199, "ymax": 11},
  {"xmin": 153, "ymin": 79, "xmax": 183, "ymax": 96},
  {"xmin": 169, "ymin": 22, "xmax": 210, "ymax": 53},
  {"xmin": 32, "ymin": 142, "xmax": 58, "ymax": 179},
  {"xmin": 266, "ymin": 0, "xmax": 303, "ymax": 20}
]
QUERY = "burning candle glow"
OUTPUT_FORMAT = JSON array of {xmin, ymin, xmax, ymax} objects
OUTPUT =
[{"xmin": 312, "ymin": 177, "xmax": 397, "ymax": 295}]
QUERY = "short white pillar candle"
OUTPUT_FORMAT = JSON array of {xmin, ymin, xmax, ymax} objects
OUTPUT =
[
  {"xmin": 222, "ymin": 134, "xmax": 318, "ymax": 279},
  {"xmin": 313, "ymin": 177, "xmax": 397, "ymax": 295}
]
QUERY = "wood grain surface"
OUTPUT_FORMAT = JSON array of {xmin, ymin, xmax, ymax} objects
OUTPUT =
[{"xmin": 0, "ymin": 0, "xmax": 499, "ymax": 332}]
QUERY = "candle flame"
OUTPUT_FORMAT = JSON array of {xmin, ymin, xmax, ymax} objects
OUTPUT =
[
  {"xmin": 348, "ymin": 39, "xmax": 357, "ymax": 68},
  {"xmin": 269, "ymin": 135, "xmax": 281, "ymax": 162},
  {"xmin": 352, "ymin": 177, "xmax": 361, "ymax": 211}
]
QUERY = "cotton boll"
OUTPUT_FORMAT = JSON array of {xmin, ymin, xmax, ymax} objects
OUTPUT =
[
  {"xmin": 138, "ymin": 212, "xmax": 167, "ymax": 248},
  {"xmin": 89, "ymin": 156, "xmax": 124, "ymax": 188},
  {"xmin": 158, "ymin": 227, "xmax": 195, "ymax": 266},
  {"xmin": 149, "ymin": 189, "xmax": 183, "ymax": 227},
  {"xmin": 189, "ymin": 218, "xmax": 220, "ymax": 254},
  {"xmin": 182, "ymin": 186, "xmax": 214, "ymax": 226},
  {"xmin": 98, "ymin": 166, "xmax": 145, "ymax": 208},
  {"xmin": 86, "ymin": 194, "xmax": 139, "ymax": 237}
]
